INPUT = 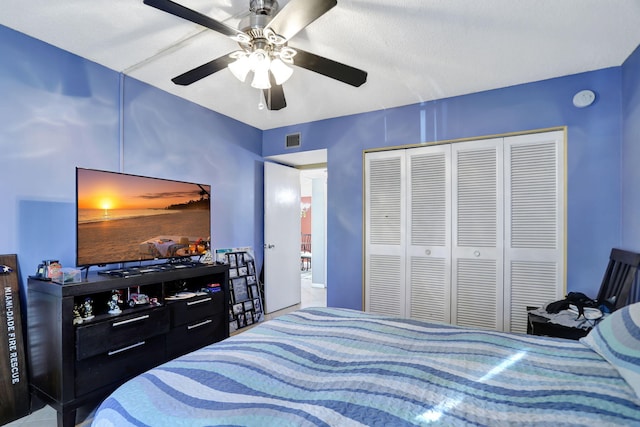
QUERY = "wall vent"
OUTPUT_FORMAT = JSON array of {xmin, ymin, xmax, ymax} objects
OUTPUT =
[{"xmin": 285, "ymin": 133, "xmax": 301, "ymax": 148}]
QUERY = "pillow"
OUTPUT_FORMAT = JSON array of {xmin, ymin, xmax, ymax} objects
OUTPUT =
[{"xmin": 580, "ymin": 301, "xmax": 640, "ymax": 398}]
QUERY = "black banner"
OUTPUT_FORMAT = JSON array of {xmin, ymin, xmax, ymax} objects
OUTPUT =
[{"xmin": 0, "ymin": 254, "xmax": 29, "ymax": 424}]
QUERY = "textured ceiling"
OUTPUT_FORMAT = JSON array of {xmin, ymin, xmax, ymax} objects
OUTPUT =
[{"xmin": 2, "ymin": 0, "xmax": 640, "ymax": 130}]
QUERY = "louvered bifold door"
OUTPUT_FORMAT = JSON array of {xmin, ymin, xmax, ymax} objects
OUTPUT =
[
  {"xmin": 406, "ymin": 145, "xmax": 452, "ymax": 323},
  {"xmin": 364, "ymin": 151, "xmax": 406, "ymax": 316},
  {"xmin": 504, "ymin": 131, "xmax": 565, "ymax": 333},
  {"xmin": 451, "ymin": 138, "xmax": 504, "ymax": 330}
]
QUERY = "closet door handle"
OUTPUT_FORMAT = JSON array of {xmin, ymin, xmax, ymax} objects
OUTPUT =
[{"xmin": 474, "ymin": 251, "xmax": 481, "ymax": 257}]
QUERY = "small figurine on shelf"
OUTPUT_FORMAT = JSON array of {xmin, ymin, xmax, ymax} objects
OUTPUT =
[
  {"xmin": 73, "ymin": 304, "xmax": 83, "ymax": 325},
  {"xmin": 81, "ymin": 297, "xmax": 94, "ymax": 320},
  {"xmin": 200, "ymin": 249, "xmax": 214, "ymax": 264},
  {"xmin": 127, "ymin": 293, "xmax": 149, "ymax": 308},
  {"xmin": 107, "ymin": 290, "xmax": 122, "ymax": 314}
]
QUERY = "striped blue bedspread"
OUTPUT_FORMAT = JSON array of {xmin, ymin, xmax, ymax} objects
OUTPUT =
[{"xmin": 91, "ymin": 307, "xmax": 640, "ymax": 426}]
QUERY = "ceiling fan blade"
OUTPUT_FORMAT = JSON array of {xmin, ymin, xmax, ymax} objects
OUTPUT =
[
  {"xmin": 172, "ymin": 55, "xmax": 234, "ymax": 86},
  {"xmin": 144, "ymin": 0, "xmax": 243, "ymax": 38},
  {"xmin": 263, "ymin": 74, "xmax": 286, "ymax": 110},
  {"xmin": 267, "ymin": 0, "xmax": 337, "ymax": 41},
  {"xmin": 293, "ymin": 48, "xmax": 367, "ymax": 87}
]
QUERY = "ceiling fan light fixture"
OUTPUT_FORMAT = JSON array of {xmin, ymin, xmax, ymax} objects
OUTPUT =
[
  {"xmin": 230, "ymin": 33, "xmax": 252, "ymax": 44},
  {"xmin": 251, "ymin": 68, "xmax": 272, "ymax": 89},
  {"xmin": 251, "ymin": 51, "xmax": 272, "ymax": 89},
  {"xmin": 249, "ymin": 48, "xmax": 270, "ymax": 69},
  {"xmin": 264, "ymin": 28, "xmax": 286, "ymax": 45},
  {"xmin": 279, "ymin": 46, "xmax": 297, "ymax": 62},
  {"xmin": 251, "ymin": 52, "xmax": 271, "ymax": 89},
  {"xmin": 270, "ymin": 57, "xmax": 293, "ymax": 85},
  {"xmin": 228, "ymin": 53, "xmax": 251, "ymax": 82}
]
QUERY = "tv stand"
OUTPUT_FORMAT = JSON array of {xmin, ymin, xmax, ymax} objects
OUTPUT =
[{"xmin": 26, "ymin": 264, "xmax": 229, "ymax": 427}]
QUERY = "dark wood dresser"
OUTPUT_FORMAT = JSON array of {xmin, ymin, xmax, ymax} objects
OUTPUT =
[{"xmin": 26, "ymin": 264, "xmax": 229, "ymax": 427}]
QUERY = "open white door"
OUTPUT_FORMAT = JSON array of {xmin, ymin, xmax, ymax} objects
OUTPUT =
[{"xmin": 264, "ymin": 162, "xmax": 301, "ymax": 313}]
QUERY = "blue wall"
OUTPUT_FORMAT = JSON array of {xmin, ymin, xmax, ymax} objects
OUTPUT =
[
  {"xmin": 263, "ymin": 68, "xmax": 626, "ymax": 310},
  {"xmin": 2, "ymin": 21, "xmax": 637, "ymax": 313},
  {"xmin": 0, "ymin": 25, "xmax": 264, "ymax": 297},
  {"xmin": 622, "ymin": 44, "xmax": 640, "ymax": 252}
]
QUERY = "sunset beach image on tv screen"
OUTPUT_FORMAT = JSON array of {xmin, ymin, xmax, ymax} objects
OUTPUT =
[{"xmin": 76, "ymin": 168, "xmax": 211, "ymax": 267}]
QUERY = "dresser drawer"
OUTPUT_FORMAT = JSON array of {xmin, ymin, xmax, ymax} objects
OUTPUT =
[
  {"xmin": 166, "ymin": 315, "xmax": 226, "ymax": 359},
  {"xmin": 75, "ymin": 335, "xmax": 165, "ymax": 396},
  {"xmin": 170, "ymin": 292, "xmax": 224, "ymax": 327},
  {"xmin": 76, "ymin": 307, "xmax": 169, "ymax": 361}
]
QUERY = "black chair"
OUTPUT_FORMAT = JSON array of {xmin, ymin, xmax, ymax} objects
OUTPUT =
[
  {"xmin": 596, "ymin": 248, "xmax": 640, "ymax": 310},
  {"xmin": 528, "ymin": 247, "xmax": 640, "ymax": 339}
]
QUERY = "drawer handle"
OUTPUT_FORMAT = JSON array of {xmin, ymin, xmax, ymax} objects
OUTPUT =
[
  {"xmin": 188, "ymin": 319, "xmax": 212, "ymax": 330},
  {"xmin": 187, "ymin": 297, "xmax": 212, "ymax": 306},
  {"xmin": 112, "ymin": 314, "xmax": 150, "ymax": 327},
  {"xmin": 108, "ymin": 341, "xmax": 145, "ymax": 356}
]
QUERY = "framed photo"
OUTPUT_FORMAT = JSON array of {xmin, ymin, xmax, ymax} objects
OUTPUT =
[
  {"xmin": 232, "ymin": 303, "xmax": 243, "ymax": 315},
  {"xmin": 236, "ymin": 253, "xmax": 246, "ymax": 266},
  {"xmin": 231, "ymin": 277, "xmax": 249, "ymax": 302},
  {"xmin": 228, "ymin": 253, "xmax": 237, "ymax": 267}
]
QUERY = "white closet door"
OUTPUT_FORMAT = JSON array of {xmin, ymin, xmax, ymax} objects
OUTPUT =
[
  {"xmin": 451, "ymin": 138, "xmax": 504, "ymax": 330},
  {"xmin": 364, "ymin": 150, "xmax": 406, "ymax": 316},
  {"xmin": 406, "ymin": 145, "xmax": 451, "ymax": 323},
  {"xmin": 504, "ymin": 131, "xmax": 565, "ymax": 333}
]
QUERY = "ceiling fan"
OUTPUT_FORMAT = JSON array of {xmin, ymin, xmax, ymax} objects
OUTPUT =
[{"xmin": 143, "ymin": 0, "xmax": 368, "ymax": 111}]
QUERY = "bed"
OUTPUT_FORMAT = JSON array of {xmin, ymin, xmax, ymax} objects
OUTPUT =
[{"xmin": 92, "ymin": 305, "xmax": 640, "ymax": 426}]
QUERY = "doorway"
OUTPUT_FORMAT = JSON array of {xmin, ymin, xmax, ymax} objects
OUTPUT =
[
  {"xmin": 300, "ymin": 168, "xmax": 327, "ymax": 308},
  {"xmin": 265, "ymin": 149, "xmax": 327, "ymax": 310}
]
